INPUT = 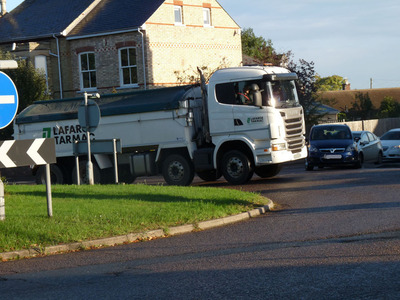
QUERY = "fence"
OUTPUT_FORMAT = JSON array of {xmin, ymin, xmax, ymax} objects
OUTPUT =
[{"xmin": 322, "ymin": 117, "xmax": 400, "ymax": 136}]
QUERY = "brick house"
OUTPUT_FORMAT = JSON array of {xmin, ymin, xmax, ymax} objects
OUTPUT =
[{"xmin": 0, "ymin": 0, "xmax": 242, "ymax": 99}]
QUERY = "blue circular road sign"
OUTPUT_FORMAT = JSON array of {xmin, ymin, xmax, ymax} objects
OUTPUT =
[{"xmin": 0, "ymin": 71, "xmax": 19, "ymax": 129}]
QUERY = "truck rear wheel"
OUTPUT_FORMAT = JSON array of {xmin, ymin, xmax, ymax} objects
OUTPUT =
[
  {"xmin": 35, "ymin": 165, "xmax": 64, "ymax": 184},
  {"xmin": 221, "ymin": 150, "xmax": 253, "ymax": 185},
  {"xmin": 255, "ymin": 164, "xmax": 282, "ymax": 178},
  {"xmin": 162, "ymin": 154, "xmax": 194, "ymax": 186}
]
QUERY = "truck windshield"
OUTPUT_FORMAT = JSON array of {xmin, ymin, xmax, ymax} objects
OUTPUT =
[{"xmin": 266, "ymin": 80, "xmax": 299, "ymax": 108}]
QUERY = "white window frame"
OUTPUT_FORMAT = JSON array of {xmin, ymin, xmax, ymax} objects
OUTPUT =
[
  {"xmin": 203, "ymin": 7, "xmax": 211, "ymax": 27},
  {"xmin": 174, "ymin": 5, "xmax": 183, "ymax": 25},
  {"xmin": 79, "ymin": 52, "xmax": 97, "ymax": 91},
  {"xmin": 119, "ymin": 47, "xmax": 139, "ymax": 88}
]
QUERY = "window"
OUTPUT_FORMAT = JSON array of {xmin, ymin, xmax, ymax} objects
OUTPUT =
[
  {"xmin": 215, "ymin": 80, "xmax": 266, "ymax": 106},
  {"xmin": 174, "ymin": 5, "xmax": 183, "ymax": 25},
  {"xmin": 34, "ymin": 55, "xmax": 49, "ymax": 93},
  {"xmin": 79, "ymin": 52, "xmax": 96, "ymax": 90},
  {"xmin": 119, "ymin": 47, "xmax": 138, "ymax": 87},
  {"xmin": 203, "ymin": 8, "xmax": 211, "ymax": 26}
]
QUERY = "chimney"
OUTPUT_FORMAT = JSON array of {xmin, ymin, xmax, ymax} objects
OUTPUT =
[
  {"xmin": 342, "ymin": 78, "xmax": 351, "ymax": 90},
  {"xmin": 1, "ymin": 0, "xmax": 6, "ymax": 16}
]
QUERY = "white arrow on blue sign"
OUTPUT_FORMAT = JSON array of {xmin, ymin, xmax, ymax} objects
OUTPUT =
[{"xmin": 0, "ymin": 71, "xmax": 19, "ymax": 129}]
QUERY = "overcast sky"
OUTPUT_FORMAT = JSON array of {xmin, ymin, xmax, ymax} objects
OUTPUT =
[{"xmin": 6, "ymin": 0, "xmax": 400, "ymax": 90}]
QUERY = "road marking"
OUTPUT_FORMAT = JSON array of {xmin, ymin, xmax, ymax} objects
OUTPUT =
[
  {"xmin": 0, "ymin": 141, "xmax": 16, "ymax": 168},
  {"xmin": 27, "ymin": 138, "xmax": 46, "ymax": 165},
  {"xmin": 0, "ymin": 95, "xmax": 15, "ymax": 104}
]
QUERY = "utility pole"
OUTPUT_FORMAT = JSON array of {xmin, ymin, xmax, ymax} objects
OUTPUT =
[{"xmin": 370, "ymin": 78, "xmax": 373, "ymax": 89}]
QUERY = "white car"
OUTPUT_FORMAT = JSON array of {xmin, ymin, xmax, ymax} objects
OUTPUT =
[{"xmin": 380, "ymin": 128, "xmax": 400, "ymax": 161}]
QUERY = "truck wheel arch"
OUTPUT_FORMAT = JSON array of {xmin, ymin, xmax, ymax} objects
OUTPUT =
[{"xmin": 215, "ymin": 140, "xmax": 255, "ymax": 173}]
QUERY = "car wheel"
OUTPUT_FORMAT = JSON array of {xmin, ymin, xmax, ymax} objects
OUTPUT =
[
  {"xmin": 305, "ymin": 160, "xmax": 314, "ymax": 171},
  {"xmin": 354, "ymin": 153, "xmax": 363, "ymax": 169},
  {"xmin": 375, "ymin": 151, "xmax": 383, "ymax": 165}
]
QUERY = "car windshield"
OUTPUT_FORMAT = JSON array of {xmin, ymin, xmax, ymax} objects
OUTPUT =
[
  {"xmin": 381, "ymin": 131, "xmax": 400, "ymax": 140},
  {"xmin": 311, "ymin": 126, "xmax": 351, "ymax": 140}
]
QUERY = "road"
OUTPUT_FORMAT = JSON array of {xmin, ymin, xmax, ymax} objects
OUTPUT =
[{"xmin": 0, "ymin": 162, "xmax": 399, "ymax": 299}]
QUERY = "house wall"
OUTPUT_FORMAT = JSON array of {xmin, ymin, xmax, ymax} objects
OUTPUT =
[
  {"xmin": 145, "ymin": 0, "xmax": 242, "ymax": 86},
  {"xmin": 2, "ymin": 0, "xmax": 242, "ymax": 98}
]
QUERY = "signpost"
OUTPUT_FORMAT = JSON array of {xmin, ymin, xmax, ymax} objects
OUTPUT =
[
  {"xmin": 77, "ymin": 92, "xmax": 101, "ymax": 185},
  {"xmin": 0, "ymin": 71, "xmax": 18, "ymax": 129},
  {"xmin": 0, "ymin": 138, "xmax": 56, "ymax": 220}
]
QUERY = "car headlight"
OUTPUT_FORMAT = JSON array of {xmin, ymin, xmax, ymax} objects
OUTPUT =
[
  {"xmin": 308, "ymin": 145, "xmax": 318, "ymax": 153},
  {"xmin": 346, "ymin": 144, "xmax": 356, "ymax": 152}
]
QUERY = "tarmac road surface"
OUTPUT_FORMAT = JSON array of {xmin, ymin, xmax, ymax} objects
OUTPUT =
[{"xmin": 0, "ymin": 162, "xmax": 399, "ymax": 299}]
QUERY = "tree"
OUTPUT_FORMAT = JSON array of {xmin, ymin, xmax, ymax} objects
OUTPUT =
[
  {"xmin": 349, "ymin": 92, "xmax": 375, "ymax": 120},
  {"xmin": 0, "ymin": 51, "xmax": 50, "ymax": 140},
  {"xmin": 241, "ymin": 28, "xmax": 289, "ymax": 66},
  {"xmin": 288, "ymin": 59, "xmax": 322, "ymax": 126},
  {"xmin": 377, "ymin": 96, "xmax": 400, "ymax": 118},
  {"xmin": 174, "ymin": 58, "xmax": 231, "ymax": 84},
  {"xmin": 315, "ymin": 75, "xmax": 346, "ymax": 91}
]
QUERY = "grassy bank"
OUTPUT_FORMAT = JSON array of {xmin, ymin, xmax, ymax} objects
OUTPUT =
[{"xmin": 0, "ymin": 184, "xmax": 268, "ymax": 253}]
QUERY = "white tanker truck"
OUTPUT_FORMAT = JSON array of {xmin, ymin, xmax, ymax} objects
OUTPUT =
[{"xmin": 14, "ymin": 66, "xmax": 307, "ymax": 185}]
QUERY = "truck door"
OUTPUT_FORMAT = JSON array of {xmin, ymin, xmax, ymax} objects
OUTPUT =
[{"xmin": 232, "ymin": 82, "xmax": 268, "ymax": 136}]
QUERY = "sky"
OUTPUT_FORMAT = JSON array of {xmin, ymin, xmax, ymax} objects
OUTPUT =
[{"xmin": 6, "ymin": 0, "xmax": 400, "ymax": 90}]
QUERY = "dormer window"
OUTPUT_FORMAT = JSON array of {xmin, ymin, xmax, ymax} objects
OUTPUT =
[{"xmin": 174, "ymin": 5, "xmax": 183, "ymax": 25}]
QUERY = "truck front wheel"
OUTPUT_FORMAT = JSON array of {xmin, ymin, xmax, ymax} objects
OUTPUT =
[
  {"xmin": 221, "ymin": 150, "xmax": 253, "ymax": 185},
  {"xmin": 162, "ymin": 154, "xmax": 194, "ymax": 186}
]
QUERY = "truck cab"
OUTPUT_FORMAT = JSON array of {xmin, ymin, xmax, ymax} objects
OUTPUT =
[{"xmin": 198, "ymin": 66, "xmax": 306, "ymax": 184}]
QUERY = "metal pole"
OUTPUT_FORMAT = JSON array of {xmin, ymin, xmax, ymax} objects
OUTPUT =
[
  {"xmin": 0, "ymin": 179, "xmax": 5, "ymax": 221},
  {"xmin": 75, "ymin": 155, "xmax": 80, "ymax": 185},
  {"xmin": 113, "ymin": 138, "xmax": 119, "ymax": 184},
  {"xmin": 84, "ymin": 92, "xmax": 94, "ymax": 185},
  {"xmin": 45, "ymin": 164, "xmax": 53, "ymax": 217}
]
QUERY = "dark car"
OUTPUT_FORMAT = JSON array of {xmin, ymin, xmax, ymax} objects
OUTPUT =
[{"xmin": 305, "ymin": 124, "xmax": 361, "ymax": 171}]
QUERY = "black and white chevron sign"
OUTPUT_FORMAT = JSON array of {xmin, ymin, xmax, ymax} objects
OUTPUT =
[{"xmin": 0, "ymin": 138, "xmax": 56, "ymax": 168}]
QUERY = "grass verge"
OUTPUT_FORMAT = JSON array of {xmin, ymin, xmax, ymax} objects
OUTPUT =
[{"xmin": 0, "ymin": 184, "xmax": 269, "ymax": 253}]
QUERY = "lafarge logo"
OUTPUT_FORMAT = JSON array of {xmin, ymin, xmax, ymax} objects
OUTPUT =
[
  {"xmin": 247, "ymin": 116, "xmax": 263, "ymax": 124},
  {"xmin": 42, "ymin": 125, "xmax": 94, "ymax": 144}
]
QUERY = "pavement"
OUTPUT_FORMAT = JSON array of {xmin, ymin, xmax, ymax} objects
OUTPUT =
[{"xmin": 0, "ymin": 202, "xmax": 274, "ymax": 261}]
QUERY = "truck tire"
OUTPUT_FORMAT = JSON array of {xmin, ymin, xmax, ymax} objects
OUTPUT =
[
  {"xmin": 72, "ymin": 161, "xmax": 101, "ymax": 184},
  {"xmin": 162, "ymin": 154, "xmax": 194, "ymax": 186},
  {"xmin": 255, "ymin": 164, "xmax": 282, "ymax": 178},
  {"xmin": 221, "ymin": 150, "xmax": 253, "ymax": 185},
  {"xmin": 196, "ymin": 170, "xmax": 222, "ymax": 182},
  {"xmin": 35, "ymin": 165, "xmax": 64, "ymax": 184}
]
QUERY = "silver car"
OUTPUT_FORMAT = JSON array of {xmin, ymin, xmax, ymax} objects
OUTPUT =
[
  {"xmin": 353, "ymin": 131, "xmax": 383, "ymax": 164},
  {"xmin": 380, "ymin": 128, "xmax": 400, "ymax": 161}
]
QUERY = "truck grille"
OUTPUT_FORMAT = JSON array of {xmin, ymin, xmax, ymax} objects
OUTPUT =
[{"xmin": 283, "ymin": 116, "xmax": 305, "ymax": 153}]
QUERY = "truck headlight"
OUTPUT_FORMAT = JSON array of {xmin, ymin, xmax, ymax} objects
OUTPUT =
[{"xmin": 272, "ymin": 143, "xmax": 286, "ymax": 151}]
